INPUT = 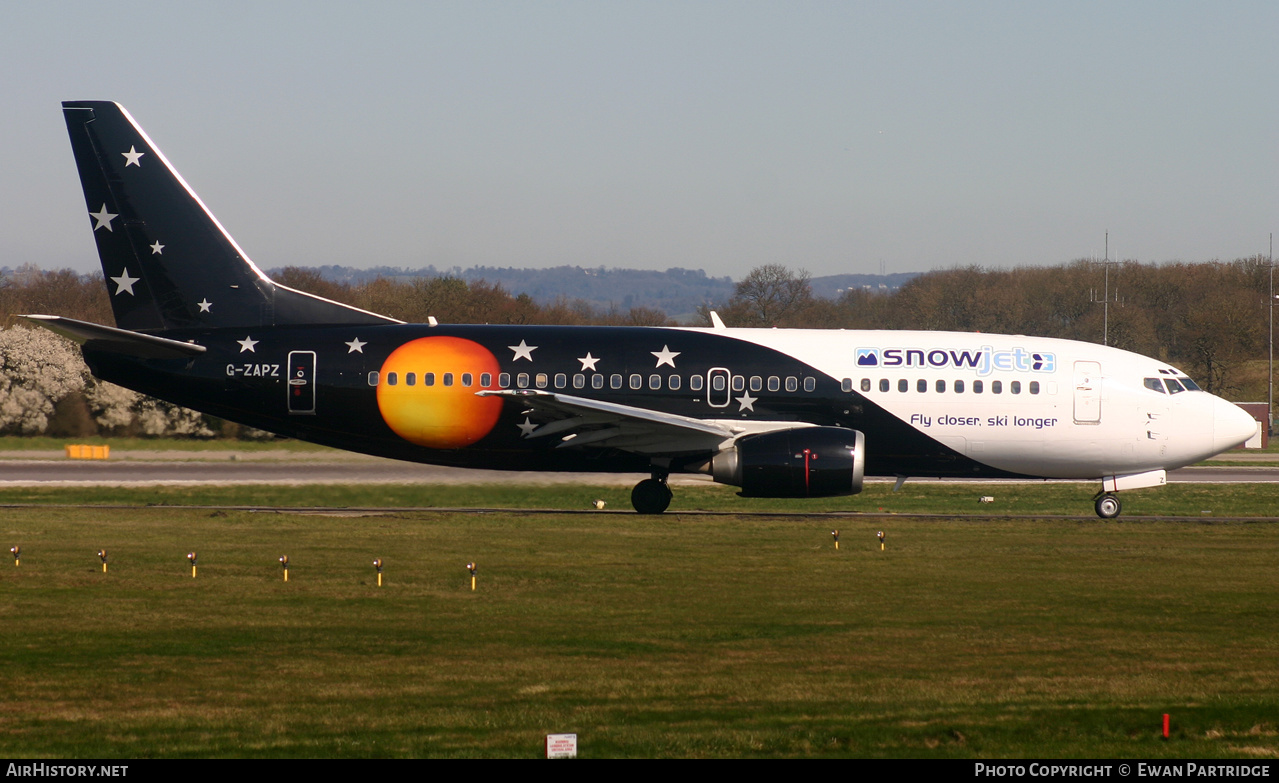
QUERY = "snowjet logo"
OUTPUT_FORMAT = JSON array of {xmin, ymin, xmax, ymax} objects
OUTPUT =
[{"xmin": 855, "ymin": 346, "xmax": 1055, "ymax": 377}]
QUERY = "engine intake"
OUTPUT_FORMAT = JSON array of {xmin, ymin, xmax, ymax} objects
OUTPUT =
[{"xmin": 710, "ymin": 426, "xmax": 865, "ymax": 498}]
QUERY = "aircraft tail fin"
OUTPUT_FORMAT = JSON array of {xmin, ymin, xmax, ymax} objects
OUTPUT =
[{"xmin": 61, "ymin": 101, "xmax": 398, "ymax": 332}]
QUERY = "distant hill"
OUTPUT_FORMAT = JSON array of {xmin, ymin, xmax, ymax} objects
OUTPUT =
[
  {"xmin": 808, "ymin": 272, "xmax": 920, "ymax": 299},
  {"xmin": 272, "ymin": 265, "xmax": 918, "ymax": 319}
]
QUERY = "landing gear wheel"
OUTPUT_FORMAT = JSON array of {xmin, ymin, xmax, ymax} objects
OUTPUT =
[
  {"xmin": 631, "ymin": 478, "xmax": 672, "ymax": 514},
  {"xmin": 1095, "ymin": 494, "xmax": 1122, "ymax": 519}
]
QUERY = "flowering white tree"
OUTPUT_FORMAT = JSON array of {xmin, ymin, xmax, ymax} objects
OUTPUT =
[
  {"xmin": 0, "ymin": 326, "xmax": 214, "ymax": 437},
  {"xmin": 0, "ymin": 326, "xmax": 87, "ymax": 433}
]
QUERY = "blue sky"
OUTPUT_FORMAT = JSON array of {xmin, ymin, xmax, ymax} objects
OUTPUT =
[{"xmin": 4, "ymin": 1, "xmax": 1276, "ymax": 279}]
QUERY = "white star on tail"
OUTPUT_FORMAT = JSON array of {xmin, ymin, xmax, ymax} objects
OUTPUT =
[
  {"xmin": 90, "ymin": 204, "xmax": 117, "ymax": 232},
  {"xmin": 122, "ymin": 146, "xmax": 145, "ymax": 167},
  {"xmin": 346, "ymin": 338, "xmax": 366, "ymax": 353},
  {"xmin": 110, "ymin": 268, "xmax": 139, "ymax": 295},
  {"xmin": 150, "ymin": 241, "xmax": 164, "ymax": 254},
  {"xmin": 652, "ymin": 345, "xmax": 681, "ymax": 368},
  {"xmin": 736, "ymin": 392, "xmax": 757, "ymax": 412},
  {"xmin": 577, "ymin": 352, "xmax": 600, "ymax": 371},
  {"xmin": 508, "ymin": 340, "xmax": 537, "ymax": 361},
  {"xmin": 197, "ymin": 299, "xmax": 212, "ymax": 313},
  {"xmin": 237, "ymin": 336, "xmax": 258, "ymax": 353}
]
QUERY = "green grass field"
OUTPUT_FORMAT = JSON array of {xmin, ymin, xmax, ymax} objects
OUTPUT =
[
  {"xmin": 2, "ymin": 479, "xmax": 1279, "ymax": 519},
  {"xmin": 1, "ymin": 483, "xmax": 1277, "ymax": 758}
]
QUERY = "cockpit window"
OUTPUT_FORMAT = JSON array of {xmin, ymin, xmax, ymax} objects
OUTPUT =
[
  {"xmin": 1164, "ymin": 378, "xmax": 1186, "ymax": 395},
  {"xmin": 1144, "ymin": 378, "xmax": 1165, "ymax": 394},
  {"xmin": 1179, "ymin": 377, "xmax": 1200, "ymax": 391}
]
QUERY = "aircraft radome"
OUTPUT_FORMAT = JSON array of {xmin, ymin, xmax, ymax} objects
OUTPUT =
[{"xmin": 29, "ymin": 101, "xmax": 1258, "ymax": 517}]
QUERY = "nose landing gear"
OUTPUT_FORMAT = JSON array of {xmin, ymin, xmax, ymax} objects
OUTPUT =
[{"xmin": 1094, "ymin": 493, "xmax": 1122, "ymax": 519}]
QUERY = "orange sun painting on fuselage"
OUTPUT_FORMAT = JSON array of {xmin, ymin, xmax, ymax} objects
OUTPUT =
[{"xmin": 376, "ymin": 336, "xmax": 503, "ymax": 449}]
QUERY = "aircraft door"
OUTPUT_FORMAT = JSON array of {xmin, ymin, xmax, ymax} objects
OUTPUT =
[
  {"xmin": 707, "ymin": 367, "xmax": 731, "ymax": 408},
  {"xmin": 288, "ymin": 351, "xmax": 316, "ymax": 415},
  {"xmin": 1073, "ymin": 361, "xmax": 1101, "ymax": 424}
]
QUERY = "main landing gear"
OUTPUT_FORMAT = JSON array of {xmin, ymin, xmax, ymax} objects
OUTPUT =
[
  {"xmin": 631, "ymin": 473, "xmax": 672, "ymax": 514},
  {"xmin": 1094, "ymin": 493, "xmax": 1122, "ymax": 519}
]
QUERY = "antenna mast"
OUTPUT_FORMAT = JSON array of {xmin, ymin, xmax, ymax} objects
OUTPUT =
[{"xmin": 1090, "ymin": 232, "xmax": 1120, "ymax": 346}]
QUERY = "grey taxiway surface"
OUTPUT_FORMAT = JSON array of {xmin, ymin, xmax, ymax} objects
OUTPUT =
[{"xmin": 0, "ymin": 450, "xmax": 1273, "ymax": 486}]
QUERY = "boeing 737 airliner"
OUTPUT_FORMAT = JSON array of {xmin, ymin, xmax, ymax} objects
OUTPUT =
[{"xmin": 29, "ymin": 101, "xmax": 1258, "ymax": 516}]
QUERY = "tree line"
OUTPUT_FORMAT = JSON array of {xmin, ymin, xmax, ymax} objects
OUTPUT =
[
  {"xmin": 713, "ymin": 260, "xmax": 1272, "ymax": 397},
  {"xmin": 0, "ymin": 256, "xmax": 1271, "ymax": 438}
]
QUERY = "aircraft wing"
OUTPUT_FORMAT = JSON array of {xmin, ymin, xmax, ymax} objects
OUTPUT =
[{"xmin": 478, "ymin": 389, "xmax": 744, "ymax": 454}]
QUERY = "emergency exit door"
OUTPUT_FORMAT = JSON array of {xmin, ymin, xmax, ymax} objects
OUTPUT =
[{"xmin": 288, "ymin": 351, "xmax": 316, "ymax": 415}]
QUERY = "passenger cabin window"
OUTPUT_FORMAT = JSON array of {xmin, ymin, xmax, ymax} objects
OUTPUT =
[
  {"xmin": 669, "ymin": 375, "xmax": 681, "ymax": 390},
  {"xmin": 387, "ymin": 372, "xmax": 398, "ymax": 386},
  {"xmin": 443, "ymin": 372, "xmax": 454, "ymax": 387},
  {"xmin": 804, "ymin": 377, "xmax": 816, "ymax": 392},
  {"xmin": 554, "ymin": 373, "xmax": 566, "ymax": 389},
  {"xmin": 973, "ymin": 380, "xmax": 983, "ymax": 394},
  {"xmin": 424, "ymin": 372, "xmax": 435, "ymax": 386},
  {"xmin": 367, "ymin": 371, "xmax": 379, "ymax": 386},
  {"xmin": 690, "ymin": 375, "xmax": 704, "ymax": 391},
  {"xmin": 898, "ymin": 379, "xmax": 908, "ymax": 393},
  {"xmin": 750, "ymin": 376, "xmax": 763, "ymax": 392},
  {"xmin": 462, "ymin": 373, "xmax": 473, "ymax": 387},
  {"xmin": 517, "ymin": 373, "xmax": 529, "ymax": 388},
  {"xmin": 498, "ymin": 373, "xmax": 510, "ymax": 388},
  {"xmin": 1011, "ymin": 380, "xmax": 1021, "ymax": 394},
  {"xmin": 1029, "ymin": 381, "xmax": 1039, "ymax": 395},
  {"xmin": 610, "ymin": 374, "xmax": 623, "ymax": 389},
  {"xmin": 649, "ymin": 374, "xmax": 661, "ymax": 390},
  {"xmin": 954, "ymin": 379, "xmax": 965, "ymax": 393},
  {"xmin": 860, "ymin": 378, "xmax": 871, "ymax": 393},
  {"xmin": 534, "ymin": 373, "xmax": 546, "ymax": 388},
  {"xmin": 592, "ymin": 374, "xmax": 604, "ymax": 390},
  {"xmin": 879, "ymin": 379, "xmax": 889, "ymax": 393},
  {"xmin": 935, "ymin": 379, "xmax": 946, "ymax": 393},
  {"xmin": 732, "ymin": 376, "xmax": 745, "ymax": 392},
  {"xmin": 916, "ymin": 379, "xmax": 927, "ymax": 393},
  {"xmin": 406, "ymin": 372, "xmax": 416, "ymax": 386},
  {"xmin": 768, "ymin": 377, "xmax": 780, "ymax": 392},
  {"xmin": 629, "ymin": 374, "xmax": 642, "ymax": 390},
  {"xmin": 991, "ymin": 380, "xmax": 1002, "ymax": 394},
  {"xmin": 480, "ymin": 373, "xmax": 492, "ymax": 387},
  {"xmin": 785, "ymin": 377, "xmax": 798, "ymax": 392},
  {"xmin": 573, "ymin": 374, "xmax": 585, "ymax": 389},
  {"xmin": 844, "ymin": 378, "xmax": 855, "ymax": 393}
]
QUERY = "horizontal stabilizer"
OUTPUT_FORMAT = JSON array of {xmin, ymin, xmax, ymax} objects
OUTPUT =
[{"xmin": 21, "ymin": 315, "xmax": 206, "ymax": 359}]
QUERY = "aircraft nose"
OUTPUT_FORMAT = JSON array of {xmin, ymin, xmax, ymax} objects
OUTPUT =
[{"xmin": 1213, "ymin": 397, "xmax": 1259, "ymax": 454}]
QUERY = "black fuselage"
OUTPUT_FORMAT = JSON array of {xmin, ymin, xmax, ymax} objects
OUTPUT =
[{"xmin": 86, "ymin": 324, "xmax": 1010, "ymax": 479}]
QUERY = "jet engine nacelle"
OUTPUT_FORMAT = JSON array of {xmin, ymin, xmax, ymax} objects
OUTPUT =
[{"xmin": 710, "ymin": 427, "xmax": 865, "ymax": 498}]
